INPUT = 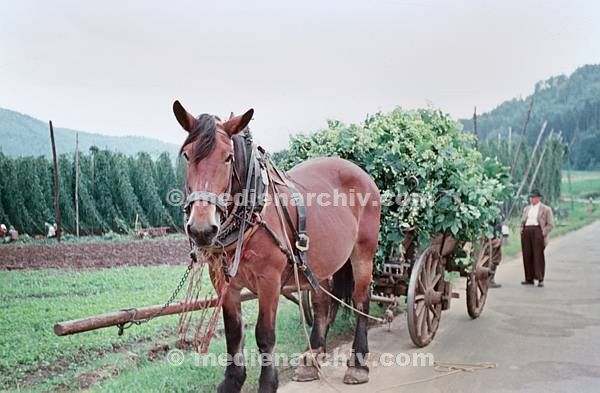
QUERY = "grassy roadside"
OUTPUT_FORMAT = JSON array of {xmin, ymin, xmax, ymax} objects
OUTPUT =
[{"xmin": 0, "ymin": 266, "xmax": 380, "ymax": 392}]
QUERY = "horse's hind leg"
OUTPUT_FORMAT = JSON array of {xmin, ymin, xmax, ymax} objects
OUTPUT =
[
  {"xmin": 344, "ymin": 237, "xmax": 376, "ymax": 384},
  {"xmin": 217, "ymin": 289, "xmax": 246, "ymax": 393},
  {"xmin": 293, "ymin": 280, "xmax": 334, "ymax": 382}
]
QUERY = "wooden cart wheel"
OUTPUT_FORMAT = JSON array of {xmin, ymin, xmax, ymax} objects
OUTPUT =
[
  {"xmin": 466, "ymin": 239, "xmax": 492, "ymax": 319},
  {"xmin": 407, "ymin": 247, "xmax": 444, "ymax": 347},
  {"xmin": 300, "ymin": 290, "xmax": 314, "ymax": 327}
]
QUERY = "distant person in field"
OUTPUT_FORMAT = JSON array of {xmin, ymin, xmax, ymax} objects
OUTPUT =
[
  {"xmin": 0, "ymin": 224, "xmax": 7, "ymax": 239},
  {"xmin": 45, "ymin": 222, "xmax": 57, "ymax": 238},
  {"xmin": 520, "ymin": 189, "xmax": 554, "ymax": 287},
  {"xmin": 5, "ymin": 225, "xmax": 18, "ymax": 243}
]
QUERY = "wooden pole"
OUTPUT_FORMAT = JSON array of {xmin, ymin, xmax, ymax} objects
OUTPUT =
[
  {"xmin": 508, "ymin": 126, "xmax": 512, "ymax": 157},
  {"xmin": 54, "ymin": 290, "xmax": 257, "ymax": 336},
  {"xmin": 507, "ymin": 120, "xmax": 547, "ymax": 218},
  {"xmin": 49, "ymin": 121, "xmax": 62, "ymax": 242},
  {"xmin": 528, "ymin": 130, "xmax": 553, "ymax": 193},
  {"xmin": 75, "ymin": 133, "xmax": 80, "ymax": 238},
  {"xmin": 510, "ymin": 98, "xmax": 534, "ymax": 179},
  {"xmin": 566, "ymin": 131, "xmax": 577, "ymax": 211},
  {"xmin": 472, "ymin": 106, "xmax": 478, "ymax": 149},
  {"xmin": 53, "ymin": 289, "xmax": 396, "ymax": 336}
]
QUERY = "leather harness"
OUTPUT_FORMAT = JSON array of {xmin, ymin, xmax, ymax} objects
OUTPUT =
[{"xmin": 183, "ymin": 127, "xmax": 320, "ymax": 291}]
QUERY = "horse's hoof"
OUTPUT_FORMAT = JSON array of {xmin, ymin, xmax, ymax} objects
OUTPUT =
[
  {"xmin": 292, "ymin": 365, "xmax": 320, "ymax": 382},
  {"xmin": 217, "ymin": 379, "xmax": 243, "ymax": 393},
  {"xmin": 343, "ymin": 367, "xmax": 369, "ymax": 385}
]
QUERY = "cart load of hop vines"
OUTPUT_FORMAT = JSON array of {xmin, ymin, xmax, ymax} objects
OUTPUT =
[{"xmin": 273, "ymin": 108, "xmax": 511, "ymax": 270}]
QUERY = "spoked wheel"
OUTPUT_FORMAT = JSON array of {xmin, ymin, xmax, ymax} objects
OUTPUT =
[
  {"xmin": 466, "ymin": 239, "xmax": 492, "ymax": 319},
  {"xmin": 300, "ymin": 290, "xmax": 314, "ymax": 327},
  {"xmin": 407, "ymin": 247, "xmax": 445, "ymax": 347}
]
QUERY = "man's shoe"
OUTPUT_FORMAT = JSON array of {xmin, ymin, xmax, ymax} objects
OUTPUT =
[
  {"xmin": 521, "ymin": 281, "xmax": 534, "ymax": 285},
  {"xmin": 489, "ymin": 279, "xmax": 502, "ymax": 288},
  {"xmin": 538, "ymin": 281, "xmax": 544, "ymax": 287}
]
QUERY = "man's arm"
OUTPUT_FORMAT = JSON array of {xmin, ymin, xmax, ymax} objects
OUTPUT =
[
  {"xmin": 520, "ymin": 206, "xmax": 527, "ymax": 233},
  {"xmin": 544, "ymin": 206, "xmax": 554, "ymax": 236}
]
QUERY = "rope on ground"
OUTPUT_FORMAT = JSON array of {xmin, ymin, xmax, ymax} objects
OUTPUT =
[{"xmin": 375, "ymin": 361, "xmax": 497, "ymax": 392}]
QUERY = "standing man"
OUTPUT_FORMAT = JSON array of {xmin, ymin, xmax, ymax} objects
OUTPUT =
[{"xmin": 520, "ymin": 189, "xmax": 554, "ymax": 287}]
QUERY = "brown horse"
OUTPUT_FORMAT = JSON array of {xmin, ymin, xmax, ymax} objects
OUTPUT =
[{"xmin": 173, "ymin": 101, "xmax": 381, "ymax": 392}]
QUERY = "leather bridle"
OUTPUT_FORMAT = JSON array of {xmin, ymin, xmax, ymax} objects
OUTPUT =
[
  {"xmin": 182, "ymin": 124, "xmax": 319, "ymax": 290},
  {"xmin": 183, "ymin": 128, "xmax": 236, "ymax": 221}
]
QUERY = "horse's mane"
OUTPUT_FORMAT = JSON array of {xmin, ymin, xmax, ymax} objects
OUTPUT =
[{"xmin": 179, "ymin": 114, "xmax": 222, "ymax": 163}]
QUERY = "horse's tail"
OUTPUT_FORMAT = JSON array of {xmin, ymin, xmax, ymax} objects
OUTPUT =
[{"xmin": 331, "ymin": 259, "xmax": 354, "ymax": 319}]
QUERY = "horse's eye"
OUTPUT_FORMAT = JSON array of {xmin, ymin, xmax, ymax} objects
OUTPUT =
[
  {"xmin": 225, "ymin": 155, "xmax": 233, "ymax": 164},
  {"xmin": 182, "ymin": 152, "xmax": 189, "ymax": 161}
]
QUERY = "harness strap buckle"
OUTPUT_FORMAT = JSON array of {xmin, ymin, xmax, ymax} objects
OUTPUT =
[{"xmin": 296, "ymin": 233, "xmax": 310, "ymax": 252}]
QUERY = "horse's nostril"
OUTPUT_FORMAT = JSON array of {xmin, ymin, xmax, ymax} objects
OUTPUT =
[{"xmin": 187, "ymin": 223, "xmax": 218, "ymax": 245}]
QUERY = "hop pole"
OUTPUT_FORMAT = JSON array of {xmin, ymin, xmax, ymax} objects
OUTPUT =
[{"xmin": 49, "ymin": 121, "xmax": 62, "ymax": 242}]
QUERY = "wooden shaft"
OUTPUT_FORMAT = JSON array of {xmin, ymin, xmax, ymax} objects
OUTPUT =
[
  {"xmin": 54, "ymin": 290, "xmax": 258, "ymax": 336},
  {"xmin": 54, "ymin": 288, "xmax": 399, "ymax": 337}
]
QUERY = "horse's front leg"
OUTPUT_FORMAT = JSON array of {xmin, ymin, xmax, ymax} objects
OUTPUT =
[
  {"xmin": 256, "ymin": 278, "xmax": 281, "ymax": 393},
  {"xmin": 293, "ymin": 280, "xmax": 334, "ymax": 382},
  {"xmin": 217, "ymin": 288, "xmax": 246, "ymax": 393}
]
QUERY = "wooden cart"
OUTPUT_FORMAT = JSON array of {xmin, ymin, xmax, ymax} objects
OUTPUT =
[{"xmin": 302, "ymin": 231, "xmax": 498, "ymax": 348}]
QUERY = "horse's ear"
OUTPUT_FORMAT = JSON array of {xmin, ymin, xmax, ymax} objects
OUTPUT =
[
  {"xmin": 222, "ymin": 109, "xmax": 254, "ymax": 137},
  {"xmin": 173, "ymin": 100, "xmax": 197, "ymax": 132}
]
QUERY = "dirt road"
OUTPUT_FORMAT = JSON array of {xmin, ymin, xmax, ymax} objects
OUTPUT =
[{"xmin": 281, "ymin": 221, "xmax": 600, "ymax": 393}]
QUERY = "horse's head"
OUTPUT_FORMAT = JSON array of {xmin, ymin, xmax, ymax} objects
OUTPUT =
[{"xmin": 173, "ymin": 100, "xmax": 254, "ymax": 247}]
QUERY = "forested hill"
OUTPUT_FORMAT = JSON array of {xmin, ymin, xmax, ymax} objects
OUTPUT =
[
  {"xmin": 0, "ymin": 107, "xmax": 179, "ymax": 159},
  {"xmin": 460, "ymin": 64, "xmax": 600, "ymax": 170}
]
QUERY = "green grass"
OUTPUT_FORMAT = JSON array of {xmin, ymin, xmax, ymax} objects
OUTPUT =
[
  {"xmin": 561, "ymin": 178, "xmax": 600, "ymax": 198},
  {"xmin": 561, "ymin": 170, "xmax": 600, "ymax": 199},
  {"xmin": 0, "ymin": 266, "xmax": 375, "ymax": 392},
  {"xmin": 561, "ymin": 170, "xmax": 600, "ymax": 182}
]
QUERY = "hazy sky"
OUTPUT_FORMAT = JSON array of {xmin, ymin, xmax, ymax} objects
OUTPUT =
[{"xmin": 1, "ymin": 0, "xmax": 599, "ymax": 151}]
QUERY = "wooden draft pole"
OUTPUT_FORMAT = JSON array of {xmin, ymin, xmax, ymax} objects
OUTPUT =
[
  {"xmin": 75, "ymin": 133, "xmax": 80, "ymax": 238},
  {"xmin": 507, "ymin": 120, "xmax": 547, "ymax": 218},
  {"xmin": 53, "ymin": 290, "xmax": 395, "ymax": 336},
  {"xmin": 509, "ymin": 98, "xmax": 534, "ymax": 179},
  {"xmin": 49, "ymin": 121, "xmax": 62, "ymax": 242}
]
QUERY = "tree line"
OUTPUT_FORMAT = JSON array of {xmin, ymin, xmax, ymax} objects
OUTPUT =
[
  {"xmin": 0, "ymin": 150, "xmax": 186, "ymax": 236},
  {"xmin": 462, "ymin": 64, "xmax": 600, "ymax": 170}
]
